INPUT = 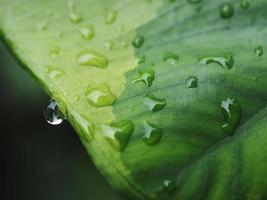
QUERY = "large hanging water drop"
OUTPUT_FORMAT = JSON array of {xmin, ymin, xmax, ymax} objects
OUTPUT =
[
  {"xmin": 43, "ymin": 99, "xmax": 64, "ymax": 125},
  {"xmin": 221, "ymin": 98, "xmax": 241, "ymax": 135},
  {"xmin": 101, "ymin": 120, "xmax": 134, "ymax": 151}
]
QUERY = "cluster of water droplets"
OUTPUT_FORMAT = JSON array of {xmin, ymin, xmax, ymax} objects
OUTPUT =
[{"xmin": 41, "ymin": 0, "xmax": 265, "ymax": 195}]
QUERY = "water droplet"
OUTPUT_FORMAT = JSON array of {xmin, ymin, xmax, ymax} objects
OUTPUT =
[
  {"xmin": 199, "ymin": 55, "xmax": 234, "ymax": 69},
  {"xmin": 45, "ymin": 66, "xmax": 64, "ymax": 79},
  {"xmin": 43, "ymin": 99, "xmax": 64, "ymax": 125},
  {"xmin": 135, "ymin": 55, "xmax": 146, "ymax": 64},
  {"xmin": 103, "ymin": 41, "xmax": 113, "ymax": 51},
  {"xmin": 69, "ymin": 12, "xmax": 82, "ymax": 23},
  {"xmin": 74, "ymin": 95, "xmax": 80, "ymax": 101},
  {"xmin": 105, "ymin": 10, "xmax": 117, "ymax": 25},
  {"xmin": 38, "ymin": 22, "xmax": 47, "ymax": 31},
  {"xmin": 163, "ymin": 52, "xmax": 179, "ymax": 65},
  {"xmin": 220, "ymin": 3, "xmax": 234, "ymax": 19},
  {"xmin": 101, "ymin": 120, "xmax": 134, "ymax": 151},
  {"xmin": 86, "ymin": 84, "xmax": 116, "ymax": 107},
  {"xmin": 68, "ymin": 0, "xmax": 82, "ymax": 24},
  {"xmin": 132, "ymin": 69, "xmax": 155, "ymax": 87},
  {"xmin": 49, "ymin": 46, "xmax": 60, "ymax": 56},
  {"xmin": 221, "ymin": 98, "xmax": 241, "ymax": 135},
  {"xmin": 143, "ymin": 94, "xmax": 167, "ymax": 112},
  {"xmin": 240, "ymin": 0, "xmax": 250, "ymax": 10},
  {"xmin": 255, "ymin": 46, "xmax": 263, "ymax": 57},
  {"xmin": 143, "ymin": 122, "xmax": 162, "ymax": 145},
  {"xmin": 79, "ymin": 26, "xmax": 95, "ymax": 40},
  {"xmin": 132, "ymin": 35, "xmax": 144, "ymax": 48},
  {"xmin": 163, "ymin": 180, "xmax": 176, "ymax": 193},
  {"xmin": 186, "ymin": 76, "xmax": 198, "ymax": 88},
  {"xmin": 77, "ymin": 49, "xmax": 109, "ymax": 68}
]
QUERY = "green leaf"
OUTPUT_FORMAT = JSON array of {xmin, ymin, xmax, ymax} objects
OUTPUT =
[{"xmin": 1, "ymin": 0, "xmax": 267, "ymax": 199}]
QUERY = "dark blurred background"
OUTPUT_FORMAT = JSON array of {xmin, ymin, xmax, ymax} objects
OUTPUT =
[{"xmin": 0, "ymin": 41, "xmax": 121, "ymax": 200}]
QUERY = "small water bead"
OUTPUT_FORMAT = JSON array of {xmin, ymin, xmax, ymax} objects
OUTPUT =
[
  {"xmin": 240, "ymin": 0, "xmax": 250, "ymax": 10},
  {"xmin": 143, "ymin": 122, "xmax": 162, "ymax": 145},
  {"xmin": 49, "ymin": 46, "xmax": 60, "ymax": 56},
  {"xmin": 79, "ymin": 26, "xmax": 95, "ymax": 40},
  {"xmin": 221, "ymin": 98, "xmax": 241, "ymax": 135},
  {"xmin": 132, "ymin": 69, "xmax": 155, "ymax": 87},
  {"xmin": 43, "ymin": 99, "xmax": 64, "ymax": 125},
  {"xmin": 220, "ymin": 3, "xmax": 234, "ymax": 19},
  {"xmin": 101, "ymin": 120, "xmax": 134, "ymax": 151},
  {"xmin": 255, "ymin": 46, "xmax": 263, "ymax": 57},
  {"xmin": 143, "ymin": 94, "xmax": 167, "ymax": 112},
  {"xmin": 105, "ymin": 10, "xmax": 117, "ymax": 25},
  {"xmin": 135, "ymin": 55, "xmax": 146, "ymax": 64},
  {"xmin": 163, "ymin": 52, "xmax": 179, "ymax": 65},
  {"xmin": 103, "ymin": 42, "xmax": 113, "ymax": 51},
  {"xmin": 186, "ymin": 76, "xmax": 198, "ymax": 88},
  {"xmin": 68, "ymin": 0, "xmax": 82, "ymax": 24},
  {"xmin": 199, "ymin": 55, "xmax": 234, "ymax": 70},
  {"xmin": 163, "ymin": 180, "xmax": 176, "ymax": 193},
  {"xmin": 78, "ymin": 49, "xmax": 109, "ymax": 68},
  {"xmin": 74, "ymin": 95, "xmax": 80, "ymax": 101},
  {"xmin": 132, "ymin": 35, "xmax": 144, "ymax": 48},
  {"xmin": 86, "ymin": 84, "xmax": 116, "ymax": 107},
  {"xmin": 45, "ymin": 66, "xmax": 64, "ymax": 79}
]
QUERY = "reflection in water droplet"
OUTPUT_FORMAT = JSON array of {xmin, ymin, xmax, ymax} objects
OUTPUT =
[
  {"xmin": 186, "ymin": 76, "xmax": 198, "ymax": 88},
  {"xmin": 220, "ymin": 3, "xmax": 234, "ymax": 19},
  {"xmin": 143, "ymin": 122, "xmax": 162, "ymax": 145},
  {"xmin": 101, "ymin": 120, "xmax": 134, "ymax": 151},
  {"xmin": 221, "ymin": 98, "xmax": 241, "ymax": 135},
  {"xmin": 78, "ymin": 49, "xmax": 109, "ymax": 68},
  {"xmin": 199, "ymin": 55, "xmax": 234, "ymax": 69},
  {"xmin": 43, "ymin": 99, "xmax": 64, "ymax": 125},
  {"xmin": 132, "ymin": 69, "xmax": 155, "ymax": 87},
  {"xmin": 105, "ymin": 10, "xmax": 117, "ymax": 24},
  {"xmin": 255, "ymin": 46, "xmax": 263, "ymax": 57},
  {"xmin": 45, "ymin": 66, "xmax": 64, "ymax": 79},
  {"xmin": 79, "ymin": 26, "xmax": 95, "ymax": 40},
  {"xmin": 163, "ymin": 180, "xmax": 176, "ymax": 193},
  {"xmin": 132, "ymin": 35, "xmax": 144, "ymax": 48},
  {"xmin": 143, "ymin": 94, "xmax": 167, "ymax": 112},
  {"xmin": 163, "ymin": 52, "xmax": 179, "ymax": 65},
  {"xmin": 86, "ymin": 84, "xmax": 116, "ymax": 107},
  {"xmin": 240, "ymin": 0, "xmax": 250, "ymax": 10}
]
